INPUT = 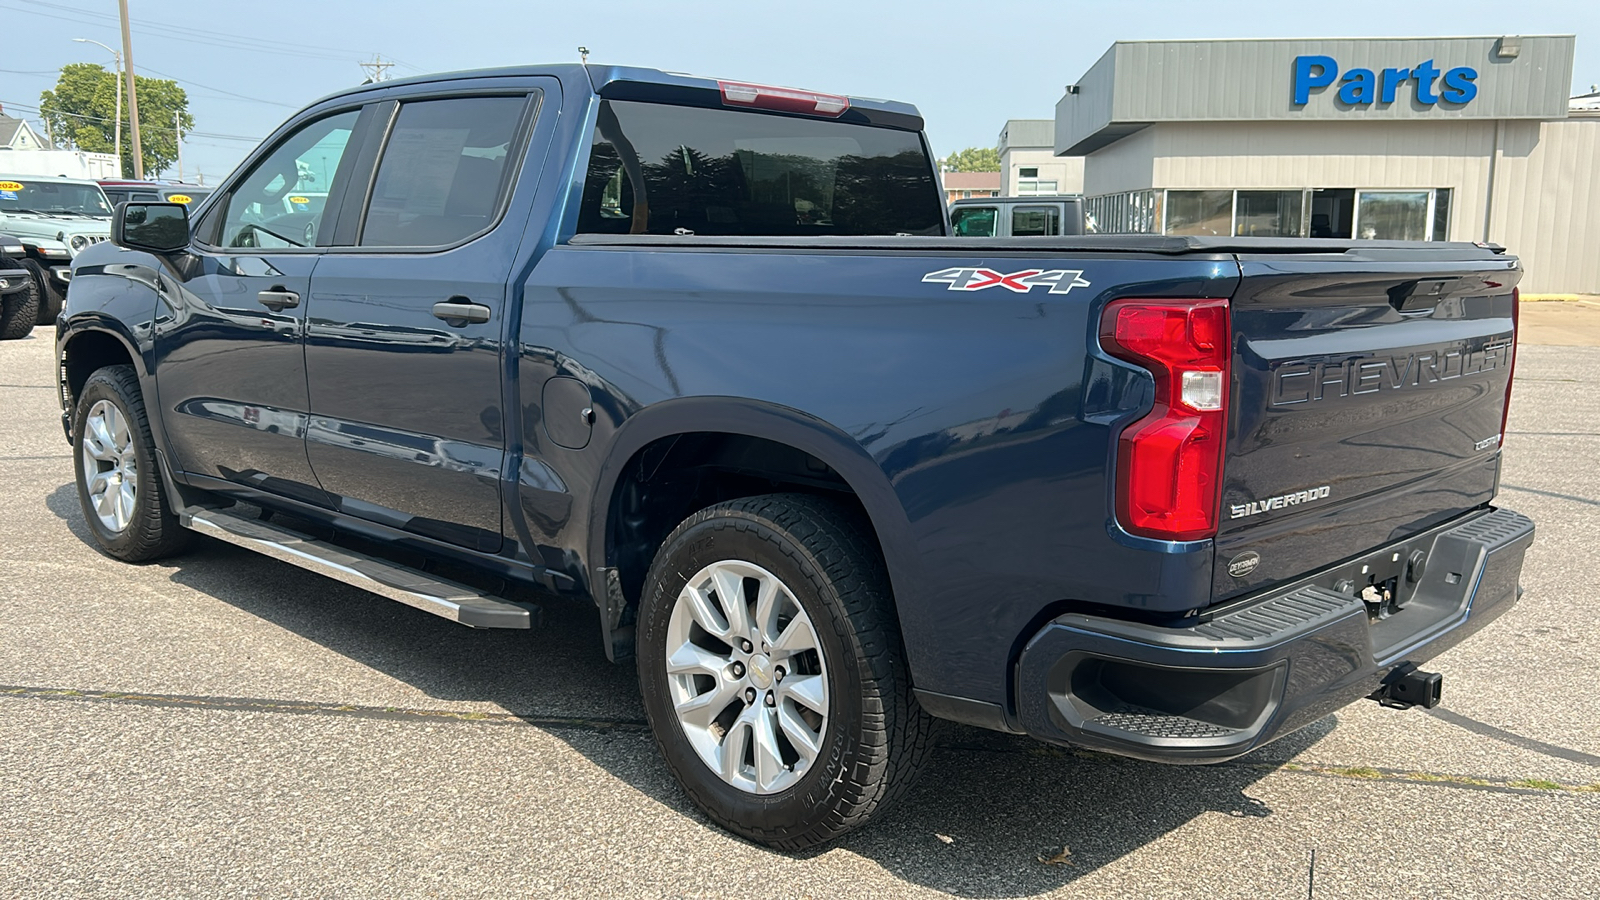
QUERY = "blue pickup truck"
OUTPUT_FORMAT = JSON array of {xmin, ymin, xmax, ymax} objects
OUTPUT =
[{"xmin": 56, "ymin": 64, "xmax": 1533, "ymax": 849}]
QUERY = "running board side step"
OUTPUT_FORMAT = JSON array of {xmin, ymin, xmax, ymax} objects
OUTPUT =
[{"xmin": 180, "ymin": 507, "xmax": 538, "ymax": 629}]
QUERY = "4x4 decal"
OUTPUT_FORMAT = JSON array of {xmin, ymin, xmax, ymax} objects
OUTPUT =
[{"xmin": 921, "ymin": 267, "xmax": 1091, "ymax": 294}]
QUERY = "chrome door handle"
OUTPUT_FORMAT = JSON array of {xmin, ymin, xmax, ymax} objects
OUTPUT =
[
  {"xmin": 431, "ymin": 300, "xmax": 491, "ymax": 325},
  {"xmin": 257, "ymin": 288, "xmax": 300, "ymax": 312}
]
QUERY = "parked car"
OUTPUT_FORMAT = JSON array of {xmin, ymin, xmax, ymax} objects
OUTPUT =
[
  {"xmin": 57, "ymin": 64, "xmax": 1533, "ymax": 849},
  {"xmin": 949, "ymin": 194, "xmax": 1091, "ymax": 236},
  {"xmin": 0, "ymin": 232, "xmax": 39, "ymax": 339},
  {"xmin": 0, "ymin": 174, "xmax": 112, "ymax": 325},
  {"xmin": 98, "ymin": 180, "xmax": 213, "ymax": 209}
]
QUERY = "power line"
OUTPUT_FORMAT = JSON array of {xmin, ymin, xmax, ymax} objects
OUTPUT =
[
  {"xmin": 5, "ymin": 0, "xmax": 430, "ymax": 69},
  {"xmin": 135, "ymin": 64, "xmax": 299, "ymax": 109}
]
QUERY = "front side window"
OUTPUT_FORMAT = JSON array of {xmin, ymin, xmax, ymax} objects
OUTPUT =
[
  {"xmin": 214, "ymin": 110, "xmax": 359, "ymax": 249},
  {"xmin": 577, "ymin": 100, "xmax": 943, "ymax": 237},
  {"xmin": 360, "ymin": 96, "xmax": 529, "ymax": 248},
  {"xmin": 950, "ymin": 206, "xmax": 997, "ymax": 236}
]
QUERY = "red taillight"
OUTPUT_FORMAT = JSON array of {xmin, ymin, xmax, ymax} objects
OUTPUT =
[
  {"xmin": 1500, "ymin": 287, "xmax": 1519, "ymax": 448},
  {"xmin": 718, "ymin": 80, "xmax": 850, "ymax": 117},
  {"xmin": 1100, "ymin": 299, "xmax": 1231, "ymax": 541}
]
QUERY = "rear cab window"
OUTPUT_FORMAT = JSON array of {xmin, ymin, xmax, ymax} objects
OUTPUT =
[{"xmin": 577, "ymin": 100, "xmax": 943, "ymax": 237}]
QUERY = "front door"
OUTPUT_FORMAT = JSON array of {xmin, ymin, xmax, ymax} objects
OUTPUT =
[
  {"xmin": 303, "ymin": 92, "xmax": 541, "ymax": 552},
  {"xmin": 155, "ymin": 108, "xmax": 365, "ymax": 506}
]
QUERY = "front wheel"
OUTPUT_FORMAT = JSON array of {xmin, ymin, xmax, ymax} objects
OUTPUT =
[
  {"xmin": 0, "ymin": 264, "xmax": 39, "ymax": 340},
  {"xmin": 636, "ymin": 494, "xmax": 935, "ymax": 850},
  {"xmin": 20, "ymin": 258, "xmax": 62, "ymax": 325},
  {"xmin": 72, "ymin": 365, "xmax": 191, "ymax": 561}
]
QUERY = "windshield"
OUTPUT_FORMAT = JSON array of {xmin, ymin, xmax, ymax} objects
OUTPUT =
[
  {"xmin": 0, "ymin": 179, "xmax": 113, "ymax": 217},
  {"xmin": 162, "ymin": 188, "xmax": 212, "ymax": 205}
]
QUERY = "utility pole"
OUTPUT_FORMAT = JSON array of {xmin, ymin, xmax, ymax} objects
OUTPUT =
[
  {"xmin": 118, "ymin": 0, "xmax": 144, "ymax": 180},
  {"xmin": 174, "ymin": 110, "xmax": 182, "ymax": 180},
  {"xmin": 358, "ymin": 55, "xmax": 393, "ymax": 84},
  {"xmin": 73, "ymin": 39, "xmax": 122, "ymax": 176}
]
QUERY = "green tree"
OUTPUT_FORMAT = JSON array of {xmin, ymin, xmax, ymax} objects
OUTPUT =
[
  {"xmin": 940, "ymin": 146, "xmax": 1000, "ymax": 172},
  {"xmin": 39, "ymin": 63, "xmax": 194, "ymax": 177}
]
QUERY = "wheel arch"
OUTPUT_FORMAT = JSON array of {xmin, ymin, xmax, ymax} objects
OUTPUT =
[
  {"xmin": 587, "ymin": 397, "xmax": 922, "ymax": 658},
  {"xmin": 59, "ymin": 320, "xmax": 147, "ymax": 413}
]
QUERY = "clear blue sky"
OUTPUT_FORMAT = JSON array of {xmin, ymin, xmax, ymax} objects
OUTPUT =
[{"xmin": 0, "ymin": 0, "xmax": 1594, "ymax": 183}]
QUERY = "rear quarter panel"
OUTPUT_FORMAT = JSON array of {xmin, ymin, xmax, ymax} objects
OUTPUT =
[{"xmin": 517, "ymin": 245, "xmax": 1239, "ymax": 706}]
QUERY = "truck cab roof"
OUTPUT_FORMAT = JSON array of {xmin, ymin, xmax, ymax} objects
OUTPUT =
[{"xmin": 307, "ymin": 64, "xmax": 926, "ymax": 131}]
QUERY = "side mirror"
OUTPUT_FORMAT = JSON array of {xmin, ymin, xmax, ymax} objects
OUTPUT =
[{"xmin": 112, "ymin": 201, "xmax": 190, "ymax": 253}]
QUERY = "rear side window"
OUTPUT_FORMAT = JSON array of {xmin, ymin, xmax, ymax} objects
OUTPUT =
[
  {"xmin": 578, "ymin": 100, "xmax": 943, "ymax": 237},
  {"xmin": 360, "ymin": 96, "xmax": 529, "ymax": 248},
  {"xmin": 1010, "ymin": 206, "xmax": 1060, "ymax": 236}
]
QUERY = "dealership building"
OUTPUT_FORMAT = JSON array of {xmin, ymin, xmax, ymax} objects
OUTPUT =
[{"xmin": 1034, "ymin": 35, "xmax": 1597, "ymax": 294}]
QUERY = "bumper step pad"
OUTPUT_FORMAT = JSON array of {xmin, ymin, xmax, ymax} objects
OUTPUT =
[{"xmin": 1090, "ymin": 705, "xmax": 1240, "ymax": 740}]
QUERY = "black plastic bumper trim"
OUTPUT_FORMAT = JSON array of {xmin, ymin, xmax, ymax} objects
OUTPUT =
[{"xmin": 1014, "ymin": 506, "xmax": 1535, "ymax": 763}]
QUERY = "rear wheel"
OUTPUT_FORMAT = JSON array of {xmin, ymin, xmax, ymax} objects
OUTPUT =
[
  {"xmin": 0, "ymin": 268, "xmax": 39, "ymax": 340},
  {"xmin": 73, "ymin": 365, "xmax": 191, "ymax": 561},
  {"xmin": 636, "ymin": 493, "xmax": 935, "ymax": 849}
]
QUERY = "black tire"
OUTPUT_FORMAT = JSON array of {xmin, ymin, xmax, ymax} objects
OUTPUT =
[
  {"xmin": 22, "ymin": 258, "xmax": 63, "ymax": 325},
  {"xmin": 0, "ymin": 265, "xmax": 39, "ymax": 340},
  {"xmin": 72, "ymin": 365, "xmax": 192, "ymax": 562},
  {"xmin": 636, "ymin": 493, "xmax": 935, "ymax": 850}
]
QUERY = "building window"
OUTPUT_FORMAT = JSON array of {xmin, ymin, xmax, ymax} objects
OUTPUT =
[
  {"xmin": 1355, "ymin": 191, "xmax": 1431, "ymax": 240},
  {"xmin": 1164, "ymin": 190, "xmax": 1233, "ymax": 236},
  {"xmin": 961, "ymin": 190, "xmax": 972, "ymax": 198},
  {"xmin": 1017, "ymin": 180, "xmax": 1057, "ymax": 196},
  {"xmin": 1234, "ymin": 191, "xmax": 1305, "ymax": 237},
  {"xmin": 1019, "ymin": 167, "xmax": 1039, "ymax": 178},
  {"xmin": 1161, "ymin": 188, "xmax": 1453, "ymax": 240}
]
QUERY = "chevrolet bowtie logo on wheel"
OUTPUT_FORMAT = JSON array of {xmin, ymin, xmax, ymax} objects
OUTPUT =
[{"xmin": 921, "ymin": 267, "xmax": 1092, "ymax": 294}]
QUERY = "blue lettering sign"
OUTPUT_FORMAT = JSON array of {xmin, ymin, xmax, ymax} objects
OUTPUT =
[
  {"xmin": 1293, "ymin": 55, "xmax": 1478, "ymax": 107},
  {"xmin": 1339, "ymin": 68, "xmax": 1375, "ymax": 104},
  {"xmin": 1379, "ymin": 67, "xmax": 1412, "ymax": 103},
  {"xmin": 1441, "ymin": 66, "xmax": 1478, "ymax": 104},
  {"xmin": 1293, "ymin": 55, "xmax": 1338, "ymax": 105},
  {"xmin": 1413, "ymin": 59, "xmax": 1441, "ymax": 104}
]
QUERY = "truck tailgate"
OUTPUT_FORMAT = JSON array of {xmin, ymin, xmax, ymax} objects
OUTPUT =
[{"xmin": 1216, "ymin": 249, "xmax": 1520, "ymax": 601}]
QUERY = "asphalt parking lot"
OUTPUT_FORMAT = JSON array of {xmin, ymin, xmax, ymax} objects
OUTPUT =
[{"xmin": 3, "ymin": 308, "xmax": 1598, "ymax": 899}]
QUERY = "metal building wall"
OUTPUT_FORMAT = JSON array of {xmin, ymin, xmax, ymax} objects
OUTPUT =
[
  {"xmin": 1059, "ymin": 36, "xmax": 1576, "ymax": 154},
  {"xmin": 1492, "ymin": 118, "xmax": 1600, "ymax": 293}
]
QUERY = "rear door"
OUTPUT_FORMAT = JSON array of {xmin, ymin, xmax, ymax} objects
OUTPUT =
[
  {"xmin": 303, "ymin": 86, "xmax": 548, "ymax": 553},
  {"xmin": 1216, "ymin": 248, "xmax": 1521, "ymax": 599}
]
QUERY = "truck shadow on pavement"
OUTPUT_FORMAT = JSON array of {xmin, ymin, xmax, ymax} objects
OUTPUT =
[{"xmin": 49, "ymin": 483, "xmax": 1329, "ymax": 896}]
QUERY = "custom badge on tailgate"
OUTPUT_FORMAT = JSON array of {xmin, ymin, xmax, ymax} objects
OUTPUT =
[{"xmin": 922, "ymin": 267, "xmax": 1092, "ymax": 294}]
